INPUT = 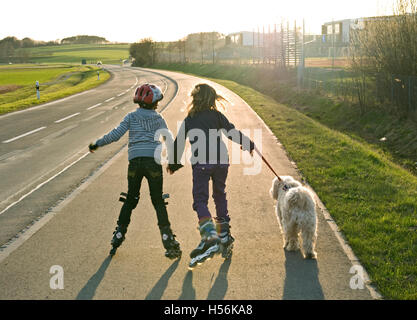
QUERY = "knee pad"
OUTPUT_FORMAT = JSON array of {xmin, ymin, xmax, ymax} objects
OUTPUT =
[
  {"xmin": 162, "ymin": 193, "xmax": 169, "ymax": 206},
  {"xmin": 119, "ymin": 192, "xmax": 139, "ymax": 209},
  {"xmin": 151, "ymin": 193, "xmax": 169, "ymax": 206}
]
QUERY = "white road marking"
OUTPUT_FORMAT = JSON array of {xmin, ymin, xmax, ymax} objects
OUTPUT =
[
  {"xmin": 54, "ymin": 112, "xmax": 80, "ymax": 123},
  {"xmin": 0, "ymin": 67, "xmax": 141, "ymax": 215},
  {"xmin": 87, "ymin": 103, "xmax": 102, "ymax": 110},
  {"xmin": 105, "ymin": 97, "xmax": 115, "ymax": 102},
  {"xmin": 161, "ymin": 79, "xmax": 168, "ymax": 94},
  {"xmin": 83, "ymin": 111, "xmax": 106, "ymax": 122},
  {"xmin": 0, "ymin": 151, "xmax": 90, "ymax": 216},
  {"xmin": 2, "ymin": 127, "xmax": 47, "ymax": 144},
  {"xmin": 0, "ymin": 148, "xmax": 125, "ymax": 264},
  {"xmin": 0, "ymin": 68, "xmax": 180, "ymax": 265},
  {"xmin": 117, "ymin": 92, "xmax": 125, "ymax": 97}
]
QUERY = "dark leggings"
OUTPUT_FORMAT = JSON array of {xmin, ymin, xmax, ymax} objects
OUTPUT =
[{"xmin": 117, "ymin": 157, "xmax": 170, "ymax": 228}]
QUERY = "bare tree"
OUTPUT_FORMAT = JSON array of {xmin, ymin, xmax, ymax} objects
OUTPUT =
[{"xmin": 350, "ymin": 0, "xmax": 417, "ymax": 113}]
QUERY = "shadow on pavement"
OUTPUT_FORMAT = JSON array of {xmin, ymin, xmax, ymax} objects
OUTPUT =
[
  {"xmin": 76, "ymin": 255, "xmax": 112, "ymax": 300},
  {"xmin": 179, "ymin": 271, "xmax": 196, "ymax": 300},
  {"xmin": 282, "ymin": 250, "xmax": 324, "ymax": 300},
  {"xmin": 145, "ymin": 259, "xmax": 180, "ymax": 300},
  {"xmin": 207, "ymin": 258, "xmax": 232, "ymax": 300}
]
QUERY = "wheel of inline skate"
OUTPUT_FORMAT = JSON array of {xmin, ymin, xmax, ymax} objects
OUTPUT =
[
  {"xmin": 109, "ymin": 247, "xmax": 117, "ymax": 256},
  {"xmin": 222, "ymin": 244, "xmax": 233, "ymax": 259}
]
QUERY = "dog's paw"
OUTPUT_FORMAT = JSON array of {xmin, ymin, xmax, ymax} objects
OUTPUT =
[
  {"xmin": 304, "ymin": 252, "xmax": 317, "ymax": 260},
  {"xmin": 285, "ymin": 242, "xmax": 299, "ymax": 251}
]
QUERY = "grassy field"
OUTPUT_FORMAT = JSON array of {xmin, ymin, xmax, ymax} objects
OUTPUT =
[
  {"xmin": 22, "ymin": 44, "xmax": 130, "ymax": 65},
  {"xmin": 0, "ymin": 64, "xmax": 110, "ymax": 114},
  {"xmin": 150, "ymin": 64, "xmax": 417, "ymax": 299}
]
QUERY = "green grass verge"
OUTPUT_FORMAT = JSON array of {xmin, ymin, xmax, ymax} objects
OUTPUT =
[
  {"xmin": 0, "ymin": 64, "xmax": 75, "ymax": 86},
  {"xmin": 151, "ymin": 65, "xmax": 417, "ymax": 299},
  {"xmin": 0, "ymin": 64, "xmax": 110, "ymax": 114}
]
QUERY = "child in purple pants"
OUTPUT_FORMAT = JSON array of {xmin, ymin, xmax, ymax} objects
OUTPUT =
[{"xmin": 168, "ymin": 83, "xmax": 254, "ymax": 269}]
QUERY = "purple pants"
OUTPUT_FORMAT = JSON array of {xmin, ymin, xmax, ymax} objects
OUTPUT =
[{"xmin": 192, "ymin": 164, "xmax": 230, "ymax": 223}]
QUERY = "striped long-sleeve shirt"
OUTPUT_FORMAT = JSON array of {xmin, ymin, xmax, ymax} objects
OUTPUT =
[{"xmin": 95, "ymin": 108, "xmax": 172, "ymax": 162}]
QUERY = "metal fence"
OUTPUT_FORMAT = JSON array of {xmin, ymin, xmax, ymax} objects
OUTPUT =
[
  {"xmin": 150, "ymin": 19, "xmax": 417, "ymax": 114},
  {"xmin": 155, "ymin": 20, "xmax": 304, "ymax": 67}
]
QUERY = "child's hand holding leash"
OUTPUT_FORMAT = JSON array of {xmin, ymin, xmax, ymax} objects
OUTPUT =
[
  {"xmin": 88, "ymin": 143, "xmax": 98, "ymax": 153},
  {"xmin": 240, "ymin": 145, "xmax": 254, "ymax": 156}
]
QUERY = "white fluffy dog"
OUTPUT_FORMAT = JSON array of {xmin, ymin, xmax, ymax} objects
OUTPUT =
[{"xmin": 270, "ymin": 176, "xmax": 317, "ymax": 259}]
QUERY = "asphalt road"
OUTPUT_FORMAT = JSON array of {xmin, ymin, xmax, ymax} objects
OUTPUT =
[
  {"xmin": 0, "ymin": 65, "xmax": 177, "ymax": 246},
  {"xmin": 0, "ymin": 66, "xmax": 376, "ymax": 300}
]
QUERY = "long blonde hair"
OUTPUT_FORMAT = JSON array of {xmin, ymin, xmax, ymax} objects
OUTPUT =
[{"xmin": 187, "ymin": 83, "xmax": 227, "ymax": 117}]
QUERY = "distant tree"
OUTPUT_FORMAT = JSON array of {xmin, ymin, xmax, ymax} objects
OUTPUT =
[
  {"xmin": 61, "ymin": 35, "xmax": 109, "ymax": 44},
  {"xmin": 21, "ymin": 37, "xmax": 35, "ymax": 48},
  {"xmin": 44, "ymin": 40, "xmax": 60, "ymax": 46},
  {"xmin": 0, "ymin": 36, "xmax": 22, "ymax": 49},
  {"xmin": 350, "ymin": 0, "xmax": 417, "ymax": 113},
  {"xmin": 183, "ymin": 32, "xmax": 224, "ymax": 63},
  {"xmin": 0, "ymin": 37, "xmax": 21, "ymax": 62},
  {"xmin": 130, "ymin": 38, "xmax": 156, "ymax": 66}
]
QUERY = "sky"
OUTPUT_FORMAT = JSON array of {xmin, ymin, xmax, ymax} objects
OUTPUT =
[{"xmin": 0, "ymin": 0, "xmax": 395, "ymax": 43}]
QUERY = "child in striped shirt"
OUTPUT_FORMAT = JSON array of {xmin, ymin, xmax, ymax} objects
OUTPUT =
[{"xmin": 89, "ymin": 84, "xmax": 181, "ymax": 259}]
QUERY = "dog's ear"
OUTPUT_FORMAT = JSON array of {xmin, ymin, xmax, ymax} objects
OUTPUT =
[{"xmin": 270, "ymin": 178, "xmax": 279, "ymax": 200}]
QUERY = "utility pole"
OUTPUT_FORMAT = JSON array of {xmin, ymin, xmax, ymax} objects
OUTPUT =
[
  {"xmin": 262, "ymin": 25, "xmax": 265, "ymax": 64},
  {"xmin": 332, "ymin": 19, "xmax": 335, "ymax": 70},
  {"xmin": 274, "ymin": 24, "xmax": 277, "ymax": 65},
  {"xmin": 287, "ymin": 20, "xmax": 290, "ymax": 67},
  {"xmin": 294, "ymin": 20, "xmax": 298, "ymax": 67},
  {"xmin": 252, "ymin": 28, "xmax": 255, "ymax": 65},
  {"xmin": 281, "ymin": 22, "xmax": 285, "ymax": 68},
  {"xmin": 268, "ymin": 24, "xmax": 271, "ymax": 64},
  {"xmin": 257, "ymin": 26, "xmax": 261, "ymax": 64},
  {"xmin": 298, "ymin": 19, "xmax": 305, "ymax": 88}
]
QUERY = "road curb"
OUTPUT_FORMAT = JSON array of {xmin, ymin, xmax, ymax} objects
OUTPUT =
[{"xmin": 210, "ymin": 77, "xmax": 384, "ymax": 300}]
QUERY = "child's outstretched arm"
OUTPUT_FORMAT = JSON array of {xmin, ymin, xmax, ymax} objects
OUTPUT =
[
  {"xmin": 218, "ymin": 112, "xmax": 255, "ymax": 154},
  {"xmin": 88, "ymin": 113, "xmax": 130, "ymax": 152}
]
